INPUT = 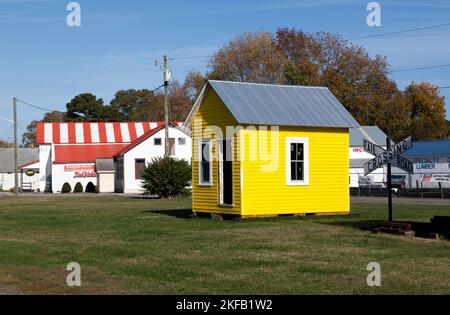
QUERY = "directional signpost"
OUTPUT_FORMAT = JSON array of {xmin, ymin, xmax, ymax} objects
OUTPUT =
[{"xmin": 363, "ymin": 136, "xmax": 414, "ymax": 221}]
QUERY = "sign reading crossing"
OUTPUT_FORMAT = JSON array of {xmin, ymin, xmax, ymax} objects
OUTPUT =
[
  {"xmin": 363, "ymin": 137, "xmax": 413, "ymax": 175},
  {"xmin": 362, "ymin": 136, "xmax": 413, "ymax": 222}
]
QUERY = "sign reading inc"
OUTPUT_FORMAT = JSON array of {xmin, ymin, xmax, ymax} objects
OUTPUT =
[{"xmin": 64, "ymin": 165, "xmax": 96, "ymax": 178}]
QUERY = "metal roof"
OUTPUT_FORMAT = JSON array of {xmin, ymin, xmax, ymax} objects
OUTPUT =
[
  {"xmin": 403, "ymin": 140, "xmax": 450, "ymax": 157},
  {"xmin": 207, "ymin": 80, "xmax": 360, "ymax": 128},
  {"xmin": 95, "ymin": 158, "xmax": 115, "ymax": 172},
  {"xmin": 350, "ymin": 159, "xmax": 370, "ymax": 168},
  {"xmin": 350, "ymin": 126, "xmax": 388, "ymax": 147},
  {"xmin": 0, "ymin": 148, "xmax": 38, "ymax": 172}
]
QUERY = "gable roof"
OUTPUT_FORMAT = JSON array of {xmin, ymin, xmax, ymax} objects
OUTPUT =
[
  {"xmin": 403, "ymin": 140, "xmax": 450, "ymax": 157},
  {"xmin": 113, "ymin": 123, "xmax": 190, "ymax": 158},
  {"xmin": 184, "ymin": 80, "xmax": 360, "ymax": 129},
  {"xmin": 36, "ymin": 121, "xmax": 168, "ymax": 145},
  {"xmin": 0, "ymin": 148, "xmax": 38, "ymax": 172},
  {"xmin": 350, "ymin": 126, "xmax": 388, "ymax": 147}
]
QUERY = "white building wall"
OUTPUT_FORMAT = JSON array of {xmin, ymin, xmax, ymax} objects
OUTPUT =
[
  {"xmin": 39, "ymin": 144, "xmax": 52, "ymax": 192},
  {"xmin": 349, "ymin": 147, "xmax": 386, "ymax": 187},
  {"xmin": 122, "ymin": 127, "xmax": 192, "ymax": 193},
  {"xmin": 52, "ymin": 163, "xmax": 97, "ymax": 193},
  {"xmin": 0, "ymin": 173, "xmax": 15, "ymax": 191},
  {"xmin": 408, "ymin": 155, "xmax": 450, "ymax": 188},
  {"xmin": 98, "ymin": 172, "xmax": 115, "ymax": 193},
  {"xmin": 1, "ymin": 171, "xmax": 40, "ymax": 191}
]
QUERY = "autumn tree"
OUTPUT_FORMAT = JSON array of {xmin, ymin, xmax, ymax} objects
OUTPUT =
[
  {"xmin": 447, "ymin": 120, "xmax": 450, "ymax": 138},
  {"xmin": 0, "ymin": 140, "xmax": 13, "ymax": 148},
  {"xmin": 403, "ymin": 82, "xmax": 448, "ymax": 140},
  {"xmin": 184, "ymin": 70, "xmax": 207, "ymax": 102},
  {"xmin": 208, "ymin": 31, "xmax": 286, "ymax": 84},
  {"xmin": 164, "ymin": 79, "xmax": 198, "ymax": 121}
]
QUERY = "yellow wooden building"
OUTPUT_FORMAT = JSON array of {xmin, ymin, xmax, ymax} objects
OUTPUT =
[{"xmin": 183, "ymin": 80, "xmax": 360, "ymax": 217}]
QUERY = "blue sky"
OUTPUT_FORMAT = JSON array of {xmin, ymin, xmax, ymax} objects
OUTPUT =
[{"xmin": 0, "ymin": 0, "xmax": 449, "ymax": 142}]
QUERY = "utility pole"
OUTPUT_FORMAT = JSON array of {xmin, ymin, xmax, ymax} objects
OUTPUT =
[
  {"xmin": 386, "ymin": 137, "xmax": 392, "ymax": 221},
  {"xmin": 162, "ymin": 55, "xmax": 171, "ymax": 157},
  {"xmin": 13, "ymin": 97, "xmax": 19, "ymax": 196}
]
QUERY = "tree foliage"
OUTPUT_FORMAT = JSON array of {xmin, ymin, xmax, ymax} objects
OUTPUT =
[
  {"xmin": 61, "ymin": 182, "xmax": 72, "ymax": 193},
  {"xmin": 0, "ymin": 140, "xmax": 13, "ymax": 148},
  {"xmin": 208, "ymin": 31, "xmax": 286, "ymax": 84},
  {"xmin": 66, "ymin": 93, "xmax": 119, "ymax": 122},
  {"xmin": 204, "ymin": 28, "xmax": 447, "ymax": 141},
  {"xmin": 110, "ymin": 89, "xmax": 163, "ymax": 121},
  {"xmin": 403, "ymin": 82, "xmax": 448, "ymax": 140},
  {"xmin": 21, "ymin": 29, "xmax": 448, "ymax": 143},
  {"xmin": 141, "ymin": 157, "xmax": 191, "ymax": 198},
  {"xmin": 23, "ymin": 110, "xmax": 65, "ymax": 147}
]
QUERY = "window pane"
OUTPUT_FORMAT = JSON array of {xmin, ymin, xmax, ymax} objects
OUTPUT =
[
  {"xmin": 178, "ymin": 137, "xmax": 186, "ymax": 145},
  {"xmin": 201, "ymin": 162, "xmax": 210, "ymax": 182},
  {"xmin": 135, "ymin": 159, "xmax": 145, "ymax": 180},
  {"xmin": 154, "ymin": 138, "xmax": 162, "ymax": 145},
  {"xmin": 290, "ymin": 143, "xmax": 296, "ymax": 161},
  {"xmin": 200, "ymin": 141, "xmax": 211, "ymax": 183},
  {"xmin": 291, "ymin": 162, "xmax": 296, "ymax": 181},
  {"xmin": 201, "ymin": 143, "xmax": 210, "ymax": 162},
  {"xmin": 296, "ymin": 162, "xmax": 304, "ymax": 180},
  {"xmin": 297, "ymin": 143, "xmax": 304, "ymax": 161}
]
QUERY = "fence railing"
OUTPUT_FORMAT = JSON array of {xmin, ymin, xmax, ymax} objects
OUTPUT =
[{"xmin": 350, "ymin": 186, "xmax": 450, "ymax": 198}]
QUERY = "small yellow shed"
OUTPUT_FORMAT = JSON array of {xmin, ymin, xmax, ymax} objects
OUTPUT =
[{"xmin": 183, "ymin": 80, "xmax": 360, "ymax": 217}]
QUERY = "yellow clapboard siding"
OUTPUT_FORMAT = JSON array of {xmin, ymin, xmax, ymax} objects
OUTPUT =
[
  {"xmin": 190, "ymin": 87, "xmax": 350, "ymax": 216},
  {"xmin": 240, "ymin": 127, "xmax": 350, "ymax": 215},
  {"xmin": 191, "ymin": 88, "xmax": 241, "ymax": 214}
]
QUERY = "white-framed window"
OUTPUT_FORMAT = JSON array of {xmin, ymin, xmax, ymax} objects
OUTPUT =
[
  {"xmin": 198, "ymin": 140, "xmax": 212, "ymax": 186},
  {"xmin": 286, "ymin": 137, "xmax": 309, "ymax": 185},
  {"xmin": 178, "ymin": 137, "xmax": 186, "ymax": 145},
  {"xmin": 154, "ymin": 138, "xmax": 162, "ymax": 145}
]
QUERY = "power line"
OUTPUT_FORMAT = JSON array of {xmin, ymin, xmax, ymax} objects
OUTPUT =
[
  {"xmin": 354, "ymin": 85, "xmax": 450, "ymax": 96},
  {"xmin": 16, "ymin": 99, "xmax": 53, "ymax": 112},
  {"xmin": 152, "ymin": 84, "xmax": 164, "ymax": 92},
  {"xmin": 348, "ymin": 22, "xmax": 450, "ymax": 40},
  {"xmin": 171, "ymin": 55, "xmax": 211, "ymax": 61},
  {"xmin": 391, "ymin": 63, "xmax": 450, "ymax": 73}
]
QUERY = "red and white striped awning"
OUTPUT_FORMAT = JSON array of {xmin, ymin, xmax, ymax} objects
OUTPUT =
[{"xmin": 36, "ymin": 122, "xmax": 172, "ymax": 145}]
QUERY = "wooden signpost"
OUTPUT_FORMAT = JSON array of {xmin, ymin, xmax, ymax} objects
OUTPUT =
[{"xmin": 363, "ymin": 137, "xmax": 414, "ymax": 221}]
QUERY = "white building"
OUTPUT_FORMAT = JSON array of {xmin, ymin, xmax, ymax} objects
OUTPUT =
[
  {"xmin": 403, "ymin": 140, "xmax": 450, "ymax": 188},
  {"xmin": 114, "ymin": 125, "xmax": 191, "ymax": 193},
  {"xmin": 0, "ymin": 148, "xmax": 39, "ymax": 191},
  {"xmin": 36, "ymin": 121, "xmax": 191, "ymax": 193}
]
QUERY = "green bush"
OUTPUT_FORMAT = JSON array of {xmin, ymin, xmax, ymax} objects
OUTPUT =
[
  {"xmin": 85, "ymin": 182, "xmax": 96, "ymax": 193},
  {"xmin": 141, "ymin": 157, "xmax": 191, "ymax": 198},
  {"xmin": 73, "ymin": 182, "xmax": 83, "ymax": 193},
  {"xmin": 61, "ymin": 182, "xmax": 72, "ymax": 193}
]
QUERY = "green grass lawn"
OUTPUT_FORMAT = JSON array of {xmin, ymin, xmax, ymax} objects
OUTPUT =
[{"xmin": 0, "ymin": 195, "xmax": 449, "ymax": 294}]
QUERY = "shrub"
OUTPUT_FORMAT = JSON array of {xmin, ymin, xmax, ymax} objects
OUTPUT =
[
  {"xmin": 61, "ymin": 182, "xmax": 72, "ymax": 193},
  {"xmin": 141, "ymin": 157, "xmax": 191, "ymax": 198},
  {"xmin": 73, "ymin": 182, "xmax": 83, "ymax": 193},
  {"xmin": 85, "ymin": 182, "xmax": 96, "ymax": 193}
]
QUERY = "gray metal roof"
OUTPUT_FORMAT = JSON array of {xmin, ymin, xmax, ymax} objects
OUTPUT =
[
  {"xmin": 350, "ymin": 159, "xmax": 370, "ymax": 168},
  {"xmin": 350, "ymin": 126, "xmax": 388, "ymax": 147},
  {"xmin": 0, "ymin": 148, "xmax": 38, "ymax": 172},
  {"xmin": 208, "ymin": 80, "xmax": 360, "ymax": 128},
  {"xmin": 95, "ymin": 158, "xmax": 115, "ymax": 172}
]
